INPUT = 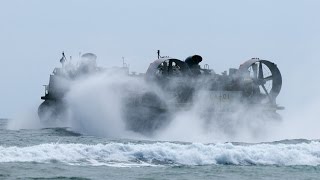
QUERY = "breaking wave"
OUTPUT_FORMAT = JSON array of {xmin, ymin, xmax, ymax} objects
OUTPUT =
[{"xmin": 1, "ymin": 141, "xmax": 320, "ymax": 167}]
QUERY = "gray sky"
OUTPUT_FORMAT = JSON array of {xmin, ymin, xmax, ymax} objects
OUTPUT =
[{"xmin": 0, "ymin": 0, "xmax": 319, "ymax": 118}]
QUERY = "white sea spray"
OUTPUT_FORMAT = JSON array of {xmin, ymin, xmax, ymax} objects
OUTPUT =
[{"xmin": 1, "ymin": 141, "xmax": 320, "ymax": 167}]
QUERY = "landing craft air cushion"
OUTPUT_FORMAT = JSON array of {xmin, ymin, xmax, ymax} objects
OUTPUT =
[{"xmin": 38, "ymin": 51, "xmax": 283, "ymax": 134}]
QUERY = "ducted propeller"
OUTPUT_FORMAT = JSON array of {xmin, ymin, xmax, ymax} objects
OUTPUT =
[{"xmin": 239, "ymin": 58, "xmax": 282, "ymax": 104}]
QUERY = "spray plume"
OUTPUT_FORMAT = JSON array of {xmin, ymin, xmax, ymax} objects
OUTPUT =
[{"xmin": 7, "ymin": 54, "xmax": 320, "ymax": 143}]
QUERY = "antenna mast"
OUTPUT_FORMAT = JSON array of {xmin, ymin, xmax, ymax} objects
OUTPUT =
[
  {"xmin": 157, "ymin": 50, "xmax": 160, "ymax": 59},
  {"xmin": 60, "ymin": 51, "xmax": 66, "ymax": 67}
]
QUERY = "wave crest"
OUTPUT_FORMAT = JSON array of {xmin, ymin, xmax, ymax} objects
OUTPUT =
[{"xmin": 1, "ymin": 141, "xmax": 320, "ymax": 167}]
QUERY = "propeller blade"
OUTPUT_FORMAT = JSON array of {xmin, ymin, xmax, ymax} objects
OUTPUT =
[
  {"xmin": 261, "ymin": 84, "xmax": 273, "ymax": 103},
  {"xmin": 261, "ymin": 84, "xmax": 269, "ymax": 95},
  {"xmin": 252, "ymin": 63, "xmax": 258, "ymax": 79},
  {"xmin": 258, "ymin": 61, "xmax": 263, "ymax": 79},
  {"xmin": 264, "ymin": 75, "xmax": 273, "ymax": 81}
]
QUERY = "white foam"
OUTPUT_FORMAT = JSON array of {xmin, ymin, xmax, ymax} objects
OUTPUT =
[{"xmin": 1, "ymin": 141, "xmax": 320, "ymax": 167}]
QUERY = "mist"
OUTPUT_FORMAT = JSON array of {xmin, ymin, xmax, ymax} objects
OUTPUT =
[{"xmin": 64, "ymin": 69, "xmax": 147, "ymax": 139}]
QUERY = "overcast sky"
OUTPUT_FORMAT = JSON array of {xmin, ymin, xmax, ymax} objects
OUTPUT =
[{"xmin": 0, "ymin": 0, "xmax": 319, "ymax": 118}]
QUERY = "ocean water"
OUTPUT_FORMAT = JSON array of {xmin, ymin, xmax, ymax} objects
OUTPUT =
[{"xmin": 1, "ymin": 119, "xmax": 320, "ymax": 180}]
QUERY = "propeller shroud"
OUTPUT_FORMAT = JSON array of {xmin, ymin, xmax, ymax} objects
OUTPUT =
[{"xmin": 239, "ymin": 58, "xmax": 282, "ymax": 103}]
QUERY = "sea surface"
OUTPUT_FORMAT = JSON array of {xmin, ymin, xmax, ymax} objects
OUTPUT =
[{"xmin": 1, "ymin": 119, "xmax": 320, "ymax": 180}]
